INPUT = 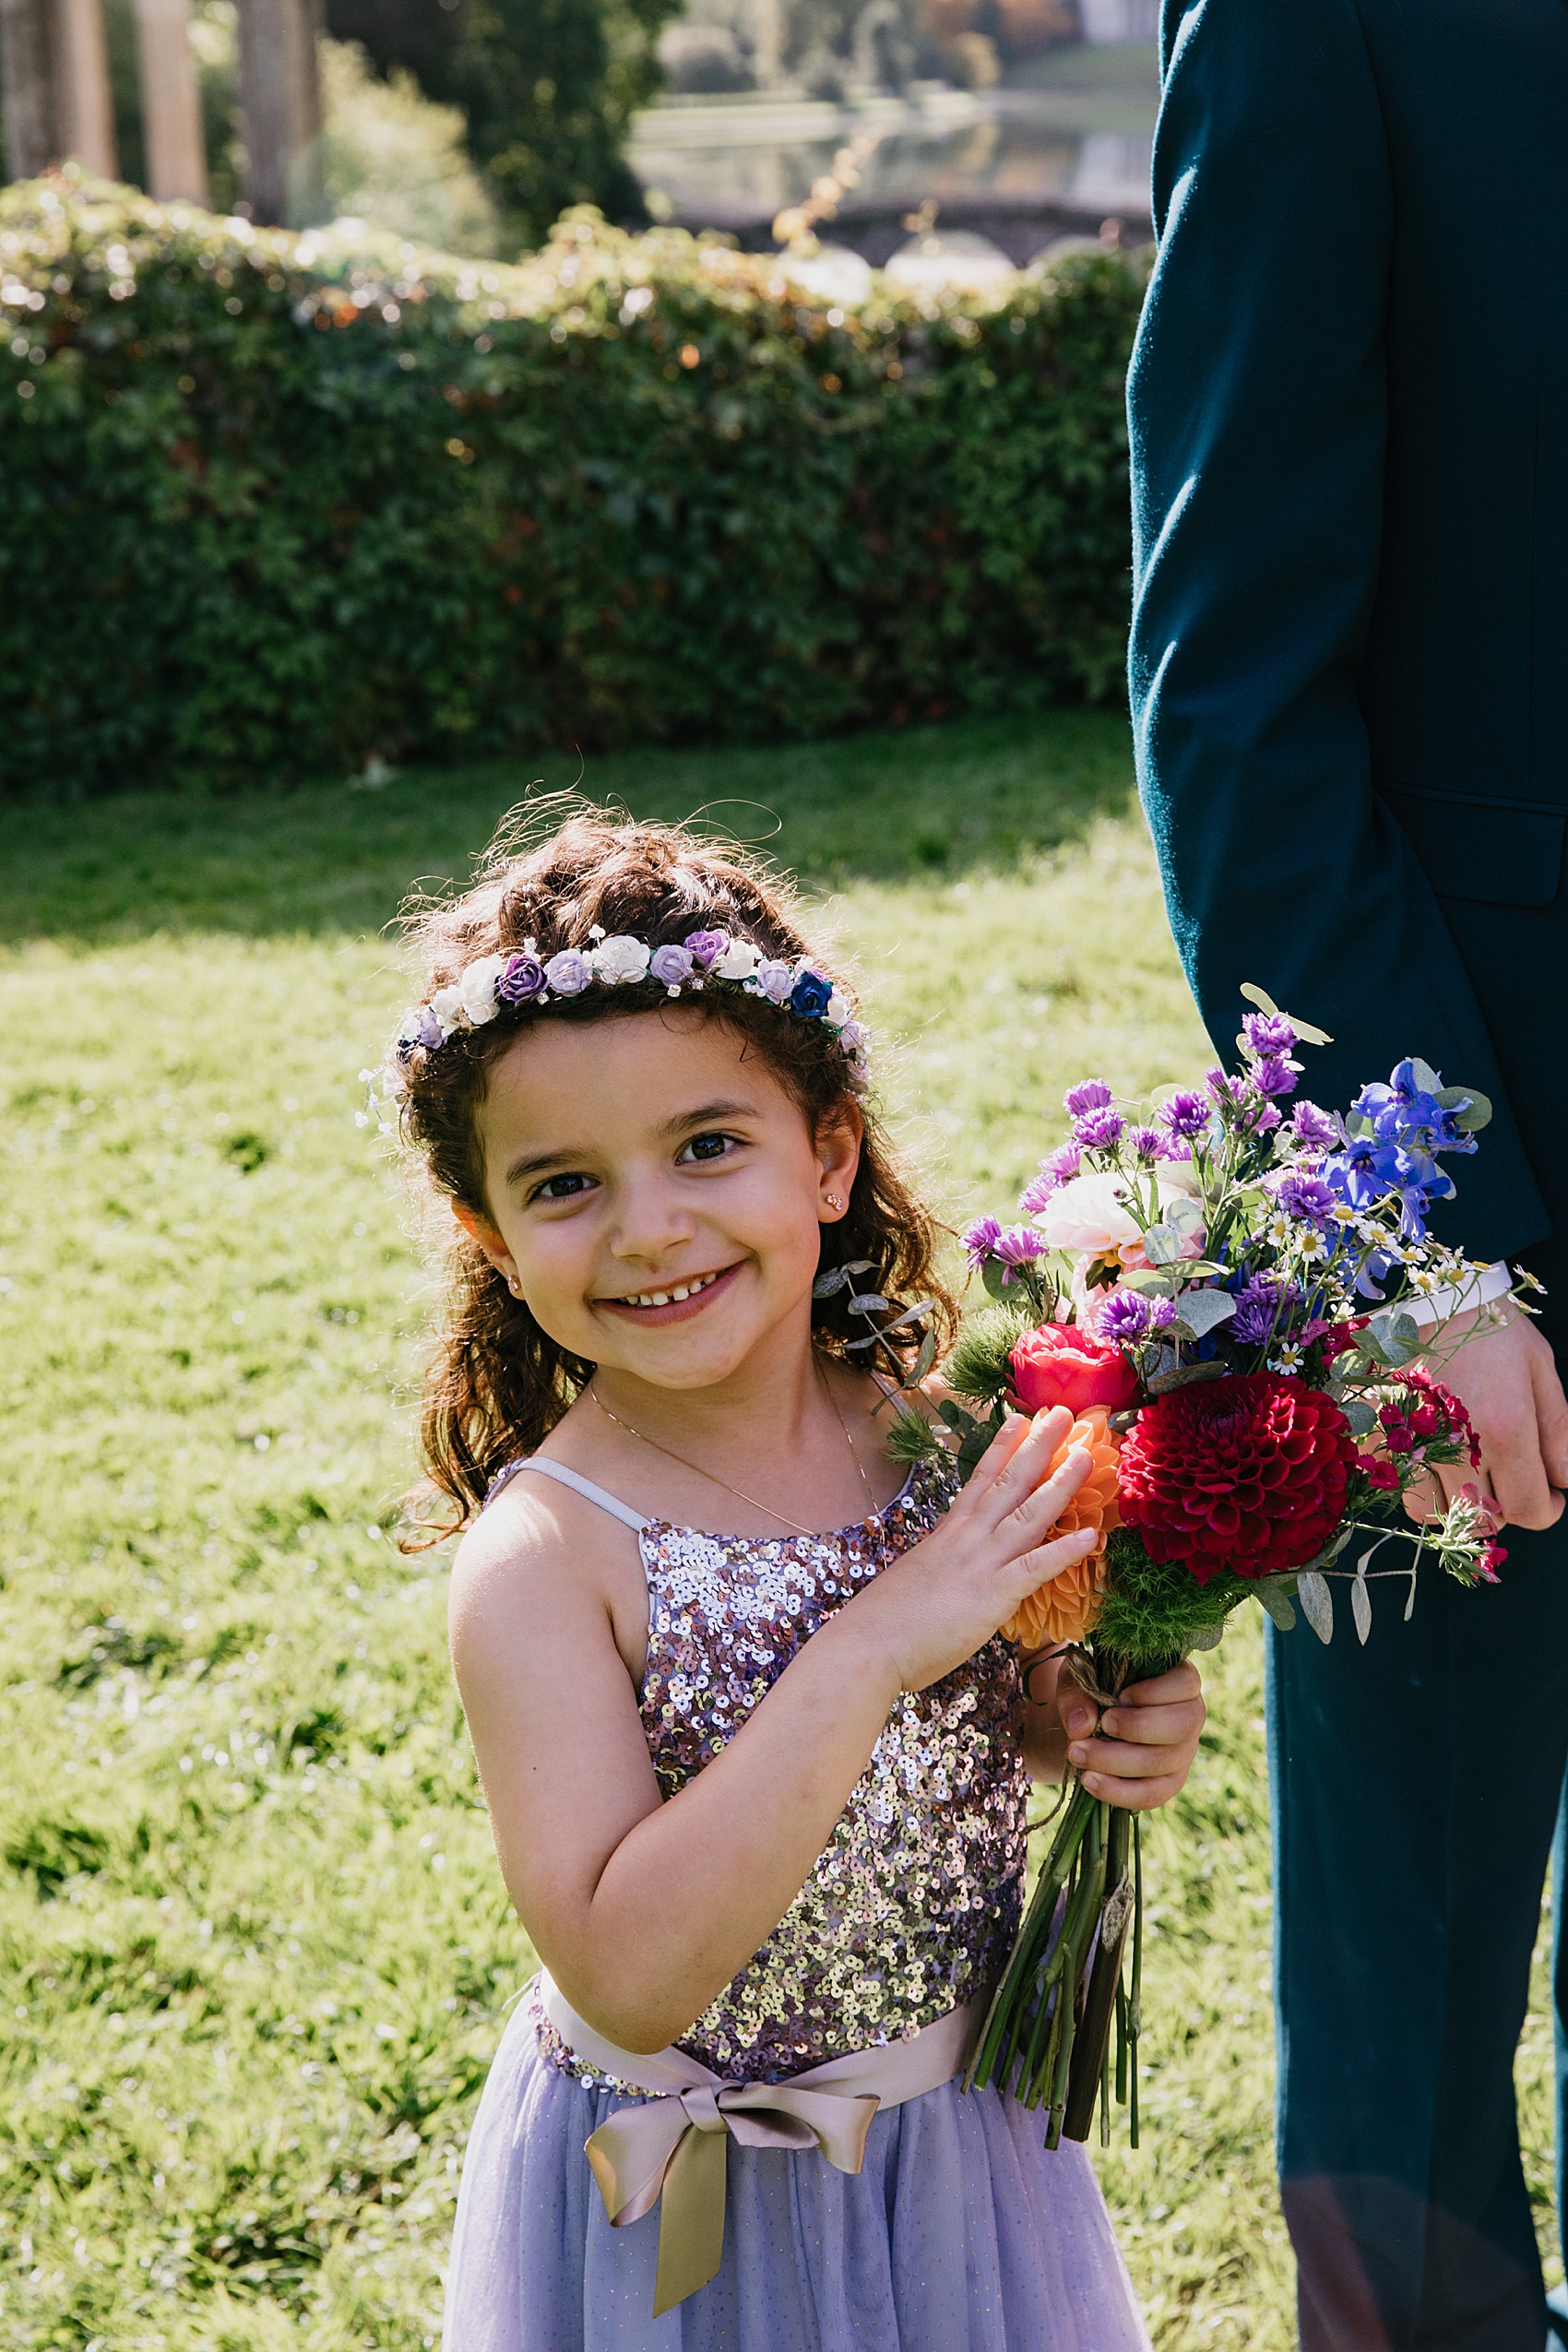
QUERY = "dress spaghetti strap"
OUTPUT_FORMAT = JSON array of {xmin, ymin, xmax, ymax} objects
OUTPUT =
[{"xmin": 485, "ymin": 1455, "xmax": 650, "ymax": 1533}]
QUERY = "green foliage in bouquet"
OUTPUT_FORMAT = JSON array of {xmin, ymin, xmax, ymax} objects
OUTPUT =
[{"xmin": 0, "ymin": 176, "xmax": 1146, "ymax": 802}]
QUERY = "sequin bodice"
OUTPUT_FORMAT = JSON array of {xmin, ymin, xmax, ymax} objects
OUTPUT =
[{"xmin": 537, "ymin": 1456, "xmax": 1030, "ymax": 2088}]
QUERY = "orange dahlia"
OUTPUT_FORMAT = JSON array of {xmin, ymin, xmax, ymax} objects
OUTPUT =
[{"xmin": 1001, "ymin": 1407, "xmax": 1123, "ymax": 1649}]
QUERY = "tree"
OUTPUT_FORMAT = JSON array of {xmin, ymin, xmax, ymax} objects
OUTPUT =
[
  {"xmin": 322, "ymin": 0, "xmax": 677, "ymax": 250},
  {"xmin": 236, "ymin": 0, "xmax": 325, "ymax": 224}
]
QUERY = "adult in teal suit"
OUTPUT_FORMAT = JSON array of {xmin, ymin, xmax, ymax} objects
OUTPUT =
[{"xmin": 1128, "ymin": 3, "xmax": 1568, "ymax": 2345}]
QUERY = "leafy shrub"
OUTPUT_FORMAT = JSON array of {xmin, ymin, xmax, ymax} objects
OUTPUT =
[{"xmin": 0, "ymin": 175, "xmax": 1146, "ymax": 801}]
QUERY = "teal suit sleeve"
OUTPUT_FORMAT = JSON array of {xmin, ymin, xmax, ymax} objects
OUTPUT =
[{"xmin": 1128, "ymin": 0, "xmax": 1550, "ymax": 1264}]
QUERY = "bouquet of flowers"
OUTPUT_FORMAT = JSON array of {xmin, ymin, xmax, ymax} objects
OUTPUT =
[{"xmin": 878, "ymin": 989, "xmax": 1526, "ymax": 2151}]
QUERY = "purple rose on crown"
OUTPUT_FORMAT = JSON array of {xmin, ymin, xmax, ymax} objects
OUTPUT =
[
  {"xmin": 649, "ymin": 944, "xmax": 695, "ymax": 990},
  {"xmin": 496, "ymin": 954, "xmax": 546, "ymax": 1006},
  {"xmin": 543, "ymin": 949, "xmax": 592, "ymax": 997},
  {"xmin": 683, "ymin": 929, "xmax": 731, "ymax": 969}
]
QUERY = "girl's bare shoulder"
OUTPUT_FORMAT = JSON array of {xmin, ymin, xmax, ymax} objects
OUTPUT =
[{"xmin": 448, "ymin": 1466, "xmax": 645, "ymax": 1656}]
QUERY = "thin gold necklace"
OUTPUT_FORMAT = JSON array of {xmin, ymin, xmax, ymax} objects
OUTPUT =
[{"xmin": 588, "ymin": 1363, "xmax": 880, "ymax": 1539}]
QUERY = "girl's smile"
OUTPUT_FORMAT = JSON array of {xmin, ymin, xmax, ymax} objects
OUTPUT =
[{"xmin": 597, "ymin": 1261, "xmax": 742, "ymax": 1323}]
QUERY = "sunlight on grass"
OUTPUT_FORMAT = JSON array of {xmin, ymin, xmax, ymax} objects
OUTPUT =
[{"xmin": 0, "ymin": 715, "xmax": 1556, "ymax": 2346}]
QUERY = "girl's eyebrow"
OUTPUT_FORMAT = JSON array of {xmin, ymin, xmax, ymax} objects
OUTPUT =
[{"xmin": 659, "ymin": 1098, "xmax": 759, "ymax": 1136}]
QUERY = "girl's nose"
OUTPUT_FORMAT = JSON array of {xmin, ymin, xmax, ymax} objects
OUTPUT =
[{"xmin": 606, "ymin": 1172, "xmax": 696, "ymax": 1264}]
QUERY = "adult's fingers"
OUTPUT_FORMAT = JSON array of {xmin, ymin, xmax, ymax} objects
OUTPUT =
[
  {"xmin": 1117, "ymin": 1661, "xmax": 1203, "ymax": 1711},
  {"xmin": 1067, "ymin": 1725, "xmax": 1198, "ymax": 1788},
  {"xmin": 1468, "ymin": 1413, "xmax": 1560, "ymax": 1530},
  {"xmin": 1079, "ymin": 1768, "xmax": 1189, "ymax": 1813},
  {"xmin": 1533, "ymin": 1346, "xmax": 1568, "ymax": 1495}
]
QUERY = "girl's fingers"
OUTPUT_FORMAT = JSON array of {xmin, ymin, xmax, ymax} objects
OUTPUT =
[
  {"xmin": 960, "ymin": 1410, "xmax": 1040, "ymax": 1506},
  {"xmin": 997, "ymin": 1443, "xmax": 1095, "ymax": 1548},
  {"xmin": 1067, "ymin": 1727, "xmax": 1198, "ymax": 1783},
  {"xmin": 1006, "ymin": 1522, "xmax": 1098, "ymax": 1593},
  {"xmin": 1080, "ymin": 1770, "xmax": 1187, "ymax": 1812},
  {"xmin": 1118, "ymin": 1662, "xmax": 1203, "ymax": 1710},
  {"xmin": 1095, "ymin": 1701, "xmax": 1206, "ymax": 1751}
]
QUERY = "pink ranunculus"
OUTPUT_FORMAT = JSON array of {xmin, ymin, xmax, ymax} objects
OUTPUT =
[{"xmin": 1007, "ymin": 1322, "xmax": 1139, "ymax": 1417}]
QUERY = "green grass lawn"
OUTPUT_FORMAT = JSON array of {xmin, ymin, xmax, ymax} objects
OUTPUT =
[{"xmin": 0, "ymin": 713, "xmax": 1555, "ymax": 2349}]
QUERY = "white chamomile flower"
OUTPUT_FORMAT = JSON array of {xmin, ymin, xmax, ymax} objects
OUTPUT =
[
  {"xmin": 594, "ymin": 934, "xmax": 652, "ymax": 985},
  {"xmin": 1294, "ymin": 1229, "xmax": 1326, "ymax": 1262},
  {"xmin": 459, "ymin": 954, "xmax": 508, "ymax": 1027},
  {"xmin": 1409, "ymin": 1266, "xmax": 1441, "ymax": 1295},
  {"xmin": 1270, "ymin": 1342, "xmax": 1305, "ymax": 1373},
  {"xmin": 1265, "ymin": 1213, "xmax": 1292, "ymax": 1248}
]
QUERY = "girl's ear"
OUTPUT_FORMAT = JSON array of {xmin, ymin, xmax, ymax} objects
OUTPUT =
[
  {"xmin": 451, "ymin": 1200, "xmax": 520, "ymax": 1289},
  {"xmin": 816, "ymin": 1102, "xmax": 863, "ymax": 1221}
]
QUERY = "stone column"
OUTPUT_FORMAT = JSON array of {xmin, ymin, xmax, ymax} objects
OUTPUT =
[
  {"xmin": 134, "ymin": 0, "xmax": 208, "ymax": 201},
  {"xmin": 49, "ymin": 0, "xmax": 117, "ymax": 174},
  {"xmin": 236, "ymin": 0, "xmax": 325, "ymax": 226},
  {"xmin": 0, "ymin": 0, "xmax": 55, "ymax": 180}
]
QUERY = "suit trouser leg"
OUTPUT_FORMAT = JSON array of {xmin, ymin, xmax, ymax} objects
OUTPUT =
[{"xmin": 1268, "ymin": 1515, "xmax": 1568, "ymax": 2352}]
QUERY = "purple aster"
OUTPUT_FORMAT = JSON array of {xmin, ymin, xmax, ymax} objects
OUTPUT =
[
  {"xmin": 1230, "ymin": 1274, "xmax": 1301, "ymax": 1345},
  {"xmin": 1040, "ymin": 1144, "xmax": 1081, "ymax": 1184},
  {"xmin": 543, "ymin": 949, "xmax": 592, "ymax": 997},
  {"xmin": 1244, "ymin": 1011, "xmax": 1298, "ymax": 1059},
  {"xmin": 1158, "ymin": 1089, "xmax": 1211, "ymax": 1140},
  {"xmin": 1063, "ymin": 1078, "xmax": 1113, "ymax": 1117},
  {"xmin": 496, "ymin": 953, "xmax": 546, "ymax": 1005},
  {"xmin": 1018, "ymin": 1172, "xmax": 1057, "ymax": 1215},
  {"xmin": 1073, "ymin": 1106, "xmax": 1125, "ymax": 1152},
  {"xmin": 1277, "ymin": 1170, "xmax": 1337, "ymax": 1226},
  {"xmin": 993, "ymin": 1226, "xmax": 1045, "ymax": 1282},
  {"xmin": 1291, "ymin": 1099, "xmax": 1338, "ymax": 1149},
  {"xmin": 683, "ymin": 928, "xmax": 731, "ymax": 969},
  {"xmin": 649, "ymin": 944, "xmax": 695, "ymax": 989},
  {"xmin": 962, "ymin": 1214, "xmax": 1002, "ymax": 1269},
  {"xmin": 1129, "ymin": 1125, "xmax": 1163, "ymax": 1163},
  {"xmin": 1252, "ymin": 1053, "xmax": 1301, "ymax": 1099},
  {"xmin": 1096, "ymin": 1289, "xmax": 1154, "ymax": 1342}
]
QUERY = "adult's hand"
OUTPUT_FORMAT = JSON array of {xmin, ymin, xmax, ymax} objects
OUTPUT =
[{"xmin": 1413, "ymin": 1306, "xmax": 1568, "ymax": 1531}]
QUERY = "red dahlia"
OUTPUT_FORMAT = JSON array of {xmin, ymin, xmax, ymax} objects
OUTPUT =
[{"xmin": 1117, "ymin": 1372, "xmax": 1357, "ymax": 1585}]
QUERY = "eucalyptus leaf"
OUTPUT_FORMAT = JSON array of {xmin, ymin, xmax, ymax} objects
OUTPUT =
[
  {"xmin": 1142, "ymin": 1224, "xmax": 1184, "ymax": 1267},
  {"xmin": 1240, "ymin": 982, "xmax": 1280, "ymax": 1018},
  {"xmin": 914, "ymin": 1330, "xmax": 937, "ymax": 1384},
  {"xmin": 1165, "ymin": 1197, "xmax": 1206, "ymax": 1238},
  {"xmin": 848, "ymin": 1292, "xmax": 891, "ymax": 1314},
  {"xmin": 1254, "ymin": 1579, "xmax": 1298, "ymax": 1633},
  {"xmin": 1147, "ymin": 1359, "xmax": 1230, "ymax": 1394},
  {"xmin": 1293, "ymin": 1017, "xmax": 1334, "ymax": 1046},
  {"xmin": 1170, "ymin": 1289, "xmax": 1236, "ymax": 1340},
  {"xmin": 812, "ymin": 1267, "xmax": 849, "ymax": 1298},
  {"xmin": 1408, "ymin": 1057, "xmax": 1443, "ymax": 1096},
  {"xmin": 1298, "ymin": 1569, "xmax": 1335, "ymax": 1644},
  {"xmin": 1188, "ymin": 1622, "xmax": 1224, "ymax": 1653},
  {"xmin": 1454, "ymin": 1088, "xmax": 1492, "ymax": 1134},
  {"xmin": 1120, "ymin": 1267, "xmax": 1177, "ymax": 1298},
  {"xmin": 980, "ymin": 1259, "xmax": 1016, "ymax": 1300},
  {"xmin": 1365, "ymin": 1309, "xmax": 1420, "ymax": 1369},
  {"xmin": 1351, "ymin": 1574, "xmax": 1373, "ymax": 1645},
  {"xmin": 1339, "ymin": 1397, "xmax": 1378, "ymax": 1436}
]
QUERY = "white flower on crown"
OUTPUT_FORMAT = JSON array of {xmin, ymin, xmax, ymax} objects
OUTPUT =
[
  {"xmin": 430, "ymin": 985, "xmax": 466, "ymax": 1038},
  {"xmin": 826, "ymin": 989, "xmax": 852, "ymax": 1028},
  {"xmin": 459, "ymin": 954, "xmax": 509, "ymax": 1027},
  {"xmin": 594, "ymin": 934, "xmax": 652, "ymax": 985},
  {"xmin": 712, "ymin": 939, "xmax": 761, "ymax": 980}
]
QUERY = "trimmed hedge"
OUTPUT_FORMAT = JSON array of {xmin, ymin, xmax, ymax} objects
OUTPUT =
[{"xmin": 0, "ymin": 174, "xmax": 1146, "ymax": 799}]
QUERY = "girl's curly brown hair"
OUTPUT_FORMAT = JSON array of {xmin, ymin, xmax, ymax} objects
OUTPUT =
[{"xmin": 391, "ymin": 802, "xmax": 956, "ymax": 1544}]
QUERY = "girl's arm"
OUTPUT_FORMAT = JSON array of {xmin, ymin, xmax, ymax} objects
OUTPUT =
[
  {"xmin": 1020, "ymin": 1648, "xmax": 1206, "ymax": 1811},
  {"xmin": 453, "ymin": 1406, "xmax": 1101, "ymax": 2055}
]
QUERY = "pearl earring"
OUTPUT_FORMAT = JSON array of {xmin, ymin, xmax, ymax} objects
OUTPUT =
[{"xmin": 825, "ymin": 1194, "xmax": 844, "ymax": 1212}]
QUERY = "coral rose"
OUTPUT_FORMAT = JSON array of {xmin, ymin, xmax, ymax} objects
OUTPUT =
[
  {"xmin": 1001, "ymin": 1408, "xmax": 1123, "ymax": 1648},
  {"xmin": 1117, "ymin": 1372, "xmax": 1356, "ymax": 1585},
  {"xmin": 1008, "ymin": 1322, "xmax": 1138, "ymax": 1417}
]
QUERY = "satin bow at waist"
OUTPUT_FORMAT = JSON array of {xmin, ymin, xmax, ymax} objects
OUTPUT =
[{"xmin": 538, "ymin": 1971, "xmax": 984, "ymax": 2316}]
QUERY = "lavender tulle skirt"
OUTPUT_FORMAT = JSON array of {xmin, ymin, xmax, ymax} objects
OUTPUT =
[{"xmin": 443, "ymin": 1996, "xmax": 1152, "ymax": 2352}]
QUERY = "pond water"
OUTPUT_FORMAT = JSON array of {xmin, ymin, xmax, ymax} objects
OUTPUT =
[{"xmin": 629, "ymin": 43, "xmax": 1159, "ymax": 230}]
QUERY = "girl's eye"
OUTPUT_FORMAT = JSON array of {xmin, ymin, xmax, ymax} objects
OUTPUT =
[
  {"xmin": 532, "ymin": 1171, "xmax": 596, "ymax": 1203},
  {"xmin": 680, "ymin": 1131, "xmax": 738, "ymax": 1165}
]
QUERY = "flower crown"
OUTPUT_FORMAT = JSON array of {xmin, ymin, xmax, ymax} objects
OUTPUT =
[{"xmin": 393, "ymin": 926, "xmax": 871, "ymax": 1085}]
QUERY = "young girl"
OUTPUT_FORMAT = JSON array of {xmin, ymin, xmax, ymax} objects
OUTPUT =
[{"xmin": 388, "ymin": 808, "xmax": 1206, "ymax": 2351}]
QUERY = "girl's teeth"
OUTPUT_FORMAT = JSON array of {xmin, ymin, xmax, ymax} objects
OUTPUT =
[{"xmin": 624, "ymin": 1271, "xmax": 718, "ymax": 1308}]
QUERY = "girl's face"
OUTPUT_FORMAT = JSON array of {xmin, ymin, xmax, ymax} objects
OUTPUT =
[{"xmin": 457, "ymin": 1010, "xmax": 861, "ymax": 1394}]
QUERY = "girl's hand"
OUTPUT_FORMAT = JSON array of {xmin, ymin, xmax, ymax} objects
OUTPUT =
[
  {"xmin": 837, "ymin": 1407, "xmax": 1099, "ymax": 1695},
  {"xmin": 1058, "ymin": 1660, "xmax": 1206, "ymax": 1812}
]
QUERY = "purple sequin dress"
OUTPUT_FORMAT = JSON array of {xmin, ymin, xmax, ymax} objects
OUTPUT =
[{"xmin": 444, "ymin": 1456, "xmax": 1151, "ymax": 2352}]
